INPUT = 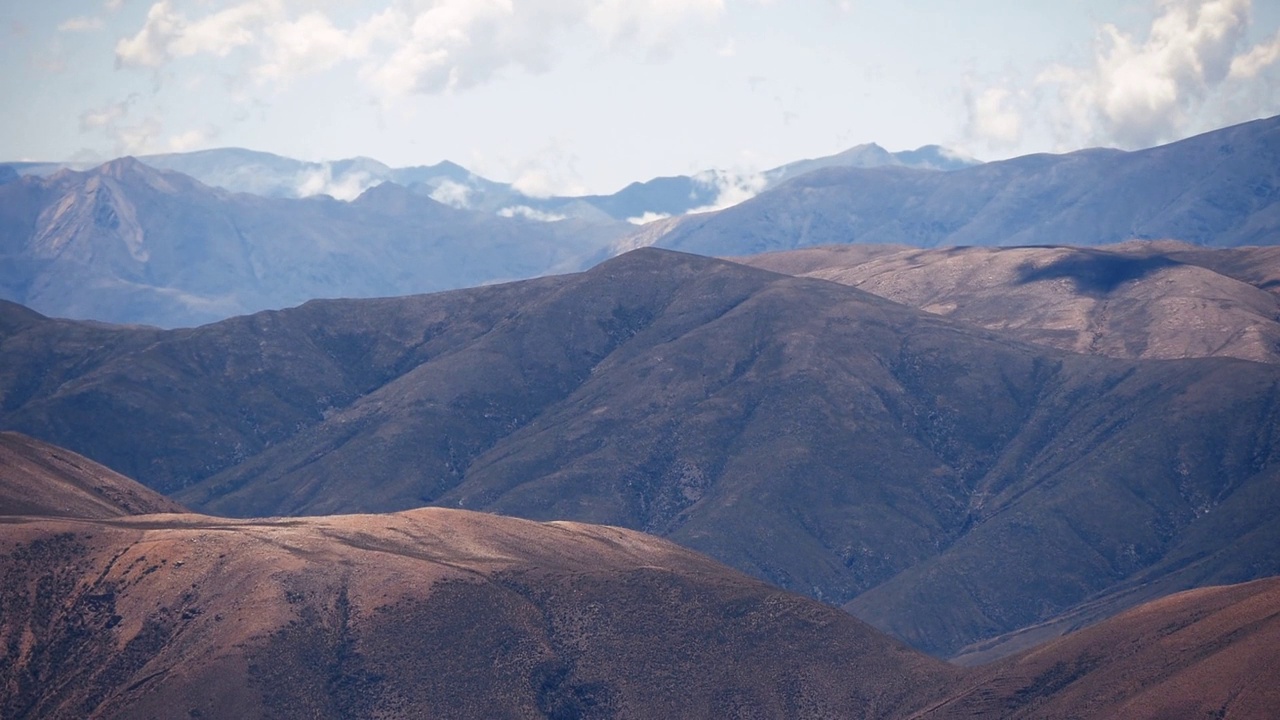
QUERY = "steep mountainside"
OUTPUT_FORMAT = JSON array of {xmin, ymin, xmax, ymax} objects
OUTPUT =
[
  {"xmin": 0, "ymin": 432, "xmax": 184, "ymax": 518},
  {"xmin": 646, "ymin": 115, "xmax": 1280, "ymax": 255},
  {"xmin": 0, "ymin": 508, "xmax": 953, "ymax": 719},
  {"xmin": 3, "ymin": 248, "xmax": 1279, "ymax": 657},
  {"xmin": 0, "ymin": 158, "xmax": 622, "ymax": 327},
  {"xmin": 738, "ymin": 241, "xmax": 1280, "ymax": 363}
]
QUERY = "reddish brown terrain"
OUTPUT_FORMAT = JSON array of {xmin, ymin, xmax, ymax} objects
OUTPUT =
[
  {"xmin": 0, "ymin": 432, "xmax": 184, "ymax": 518},
  {"xmin": 738, "ymin": 241, "xmax": 1280, "ymax": 363},
  {"xmin": 3, "ymin": 436, "xmax": 1280, "ymax": 718},
  {"xmin": 919, "ymin": 577, "xmax": 1280, "ymax": 719},
  {"xmin": 0, "ymin": 439, "xmax": 954, "ymax": 720}
]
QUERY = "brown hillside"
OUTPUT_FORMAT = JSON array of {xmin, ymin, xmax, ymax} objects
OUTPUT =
[
  {"xmin": 918, "ymin": 577, "xmax": 1280, "ymax": 719},
  {"xmin": 0, "ymin": 508, "xmax": 954, "ymax": 720},
  {"xmin": 0, "ymin": 432, "xmax": 184, "ymax": 518},
  {"xmin": 737, "ymin": 241, "xmax": 1280, "ymax": 363}
]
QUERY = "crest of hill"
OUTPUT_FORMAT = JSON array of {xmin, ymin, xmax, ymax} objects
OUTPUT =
[
  {"xmin": 735, "ymin": 241, "xmax": 1280, "ymax": 363},
  {"xmin": 0, "ymin": 431, "xmax": 184, "ymax": 518}
]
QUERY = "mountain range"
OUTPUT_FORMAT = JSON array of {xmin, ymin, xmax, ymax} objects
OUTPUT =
[
  {"xmin": 3, "ymin": 247, "xmax": 1279, "ymax": 660},
  {"xmin": 646, "ymin": 114, "xmax": 1280, "ymax": 254},
  {"xmin": 3, "ymin": 430, "xmax": 1277, "ymax": 718},
  {"xmin": 3, "ymin": 141, "xmax": 978, "ymax": 224},
  {"xmin": 3, "ymin": 116, "xmax": 1277, "ymax": 328},
  {"xmin": 0, "ymin": 158, "xmax": 620, "ymax": 327}
]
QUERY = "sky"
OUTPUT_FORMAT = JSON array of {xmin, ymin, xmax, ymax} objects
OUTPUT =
[{"xmin": 2, "ymin": 0, "xmax": 1279, "ymax": 195}]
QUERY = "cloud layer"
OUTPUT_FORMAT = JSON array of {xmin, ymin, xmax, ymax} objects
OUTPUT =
[
  {"xmin": 114, "ymin": 0, "xmax": 726, "ymax": 100},
  {"xmin": 967, "ymin": 0, "xmax": 1280, "ymax": 152}
]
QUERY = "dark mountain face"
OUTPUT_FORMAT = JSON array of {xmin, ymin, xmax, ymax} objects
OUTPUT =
[
  {"xmin": 0, "ymin": 158, "xmax": 623, "ymax": 327},
  {"xmin": 3, "ymin": 247, "xmax": 1279, "ymax": 658},
  {"xmin": 738, "ymin": 241, "xmax": 1280, "ymax": 364},
  {"xmin": 647, "ymin": 115, "xmax": 1280, "ymax": 255}
]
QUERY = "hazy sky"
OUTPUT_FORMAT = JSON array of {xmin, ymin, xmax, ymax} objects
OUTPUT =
[{"xmin": 3, "ymin": 0, "xmax": 1279, "ymax": 194}]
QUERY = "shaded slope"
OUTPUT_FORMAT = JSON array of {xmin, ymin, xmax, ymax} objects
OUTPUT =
[
  {"xmin": 738, "ymin": 241, "xmax": 1280, "ymax": 363},
  {"xmin": 918, "ymin": 577, "xmax": 1280, "ymax": 719},
  {"xmin": 650, "ymin": 114, "xmax": 1280, "ymax": 254},
  {"xmin": 0, "ymin": 508, "xmax": 953, "ymax": 720},
  {"xmin": 3, "ymin": 249, "xmax": 1280, "ymax": 658},
  {"xmin": 0, "ymin": 432, "xmax": 184, "ymax": 518}
]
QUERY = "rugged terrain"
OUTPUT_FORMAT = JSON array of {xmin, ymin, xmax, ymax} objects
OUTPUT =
[
  {"xmin": 644, "ymin": 114, "xmax": 1280, "ymax": 255},
  {"xmin": 3, "ymin": 248, "xmax": 1279, "ymax": 657},
  {"xmin": 0, "ymin": 443, "xmax": 953, "ymax": 720},
  {"xmin": 738, "ymin": 241, "xmax": 1280, "ymax": 363},
  {"xmin": 3, "ymin": 435, "xmax": 1278, "ymax": 719}
]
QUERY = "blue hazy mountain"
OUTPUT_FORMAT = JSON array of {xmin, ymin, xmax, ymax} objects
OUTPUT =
[
  {"xmin": 647, "ymin": 115, "xmax": 1280, "ymax": 255},
  {"xmin": 0, "ymin": 158, "xmax": 625, "ymax": 327},
  {"xmin": 7, "ymin": 141, "xmax": 977, "ymax": 224}
]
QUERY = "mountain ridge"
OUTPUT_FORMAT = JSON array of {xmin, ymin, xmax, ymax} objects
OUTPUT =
[
  {"xmin": 644, "ymin": 114, "xmax": 1280, "ymax": 254},
  {"xmin": 4, "ymin": 247, "xmax": 1279, "ymax": 658}
]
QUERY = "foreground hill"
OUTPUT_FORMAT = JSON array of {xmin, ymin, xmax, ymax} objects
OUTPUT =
[
  {"xmin": 738, "ymin": 241, "xmax": 1280, "ymax": 363},
  {"xmin": 0, "ymin": 432, "xmax": 184, "ymax": 518},
  {"xmin": 646, "ymin": 114, "xmax": 1280, "ymax": 255},
  {"xmin": 3, "ymin": 437, "xmax": 1278, "ymax": 719},
  {"xmin": 0, "ymin": 158, "xmax": 621, "ymax": 327},
  {"xmin": 0, "ymin": 512, "xmax": 952, "ymax": 719},
  {"xmin": 3, "ymin": 248, "xmax": 1279, "ymax": 657}
]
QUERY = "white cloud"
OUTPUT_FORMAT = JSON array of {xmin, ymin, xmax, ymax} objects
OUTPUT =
[
  {"xmin": 498, "ymin": 205, "xmax": 567, "ymax": 222},
  {"xmin": 256, "ymin": 10, "xmax": 392, "ymax": 83},
  {"xmin": 116, "ymin": 0, "xmax": 274, "ymax": 68},
  {"xmin": 627, "ymin": 211, "xmax": 671, "ymax": 225},
  {"xmin": 295, "ymin": 164, "xmax": 379, "ymax": 201},
  {"xmin": 1037, "ymin": 0, "xmax": 1253, "ymax": 148},
  {"xmin": 167, "ymin": 128, "xmax": 212, "ymax": 152},
  {"xmin": 105, "ymin": 0, "xmax": 125, "ymax": 10},
  {"xmin": 688, "ymin": 168, "xmax": 766, "ymax": 212},
  {"xmin": 965, "ymin": 0, "xmax": 1278, "ymax": 152},
  {"xmin": 80, "ymin": 100, "xmax": 130, "ymax": 131},
  {"xmin": 428, "ymin": 179, "xmax": 473, "ymax": 208},
  {"xmin": 58, "ymin": 16, "xmax": 105, "ymax": 32},
  {"xmin": 113, "ymin": 1, "xmax": 729, "ymax": 101},
  {"xmin": 587, "ymin": 0, "xmax": 724, "ymax": 52},
  {"xmin": 1230, "ymin": 29, "xmax": 1280, "ymax": 78},
  {"xmin": 965, "ymin": 87, "xmax": 1024, "ymax": 149}
]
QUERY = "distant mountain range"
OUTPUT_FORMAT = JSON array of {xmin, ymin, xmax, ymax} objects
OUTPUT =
[
  {"xmin": 4, "ymin": 117, "xmax": 1277, "ymax": 328},
  {"xmin": 4, "ymin": 248, "xmax": 1279, "ymax": 660},
  {"xmin": 646, "ymin": 114, "xmax": 1280, "ymax": 254},
  {"xmin": 2, "ymin": 141, "xmax": 979, "ymax": 224},
  {"xmin": 0, "ymin": 140, "xmax": 979, "ymax": 327},
  {"xmin": 0, "ymin": 157, "xmax": 621, "ymax": 326}
]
